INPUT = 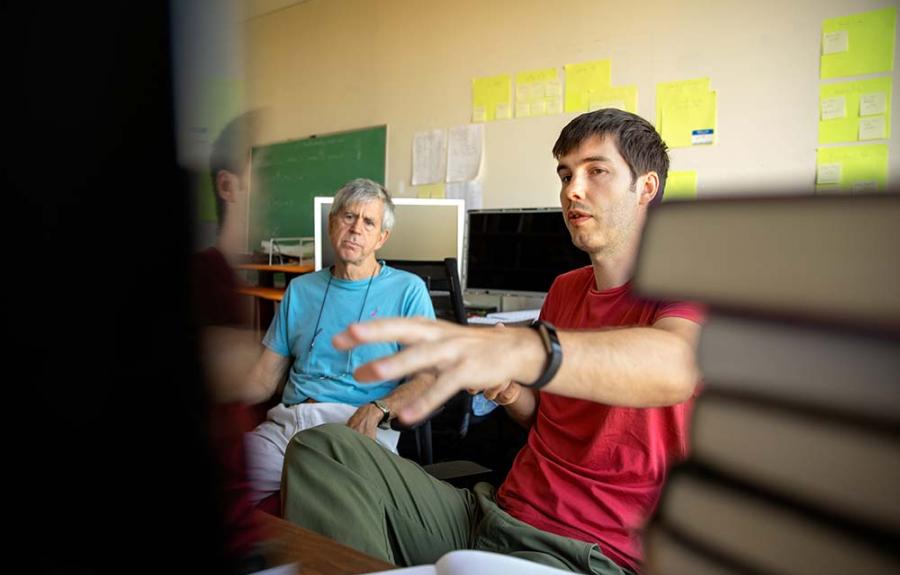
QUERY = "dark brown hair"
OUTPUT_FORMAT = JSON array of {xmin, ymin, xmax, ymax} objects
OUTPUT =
[{"xmin": 553, "ymin": 108, "xmax": 669, "ymax": 207}]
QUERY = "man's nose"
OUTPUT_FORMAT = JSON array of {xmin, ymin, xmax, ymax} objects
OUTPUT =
[{"xmin": 564, "ymin": 174, "xmax": 586, "ymax": 202}]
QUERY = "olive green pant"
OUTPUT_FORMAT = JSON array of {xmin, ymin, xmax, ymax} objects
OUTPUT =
[{"xmin": 281, "ymin": 423, "xmax": 633, "ymax": 574}]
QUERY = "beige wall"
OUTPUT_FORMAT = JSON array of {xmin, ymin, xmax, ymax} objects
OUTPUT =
[{"xmin": 244, "ymin": 0, "xmax": 899, "ymax": 210}]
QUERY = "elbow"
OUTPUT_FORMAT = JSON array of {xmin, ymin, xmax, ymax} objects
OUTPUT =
[
  {"xmin": 658, "ymin": 338, "xmax": 700, "ymax": 405},
  {"xmin": 668, "ymin": 372, "xmax": 698, "ymax": 405}
]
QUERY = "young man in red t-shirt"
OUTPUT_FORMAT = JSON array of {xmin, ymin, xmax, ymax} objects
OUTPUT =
[{"xmin": 280, "ymin": 109, "xmax": 703, "ymax": 574}]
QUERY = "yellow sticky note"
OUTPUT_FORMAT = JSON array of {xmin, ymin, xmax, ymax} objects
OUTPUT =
[
  {"xmin": 416, "ymin": 183, "xmax": 445, "ymax": 199},
  {"xmin": 589, "ymin": 97, "xmax": 625, "ymax": 112},
  {"xmin": 516, "ymin": 85, "xmax": 531, "ymax": 102},
  {"xmin": 665, "ymin": 171, "xmax": 698, "ymax": 201},
  {"xmin": 472, "ymin": 74, "xmax": 512, "ymax": 122},
  {"xmin": 819, "ymin": 77, "xmax": 892, "ymax": 144},
  {"xmin": 860, "ymin": 92, "xmax": 887, "ymax": 116},
  {"xmin": 546, "ymin": 96, "xmax": 563, "ymax": 115},
  {"xmin": 859, "ymin": 116, "xmax": 886, "ymax": 140},
  {"xmin": 822, "ymin": 30, "xmax": 849, "ymax": 55},
  {"xmin": 516, "ymin": 68, "xmax": 558, "ymax": 86},
  {"xmin": 816, "ymin": 163, "xmax": 841, "ymax": 185},
  {"xmin": 588, "ymin": 85, "xmax": 638, "ymax": 114},
  {"xmin": 815, "ymin": 144, "xmax": 889, "ymax": 192},
  {"xmin": 851, "ymin": 180, "xmax": 879, "ymax": 193},
  {"xmin": 821, "ymin": 7, "xmax": 896, "ymax": 79},
  {"xmin": 545, "ymin": 80, "xmax": 562, "ymax": 98},
  {"xmin": 656, "ymin": 79, "xmax": 717, "ymax": 148},
  {"xmin": 564, "ymin": 60, "xmax": 612, "ymax": 112},
  {"xmin": 656, "ymin": 78, "xmax": 710, "ymax": 128},
  {"xmin": 515, "ymin": 68, "xmax": 561, "ymax": 118},
  {"xmin": 821, "ymin": 96, "xmax": 847, "ymax": 120}
]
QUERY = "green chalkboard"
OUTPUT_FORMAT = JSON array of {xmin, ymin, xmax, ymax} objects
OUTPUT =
[{"xmin": 248, "ymin": 125, "xmax": 386, "ymax": 251}]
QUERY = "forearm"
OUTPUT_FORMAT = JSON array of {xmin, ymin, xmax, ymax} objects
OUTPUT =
[
  {"xmin": 244, "ymin": 348, "xmax": 290, "ymax": 405},
  {"xmin": 382, "ymin": 371, "xmax": 436, "ymax": 420},
  {"xmin": 201, "ymin": 327, "xmax": 266, "ymax": 403},
  {"xmin": 332, "ymin": 316, "xmax": 701, "ymax": 424},
  {"xmin": 244, "ymin": 373, "xmax": 279, "ymax": 405},
  {"xmin": 522, "ymin": 326, "xmax": 699, "ymax": 407}
]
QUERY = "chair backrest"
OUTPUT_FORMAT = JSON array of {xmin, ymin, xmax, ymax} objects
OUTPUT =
[
  {"xmin": 384, "ymin": 258, "xmax": 467, "ymax": 324},
  {"xmin": 384, "ymin": 258, "xmax": 479, "ymax": 464}
]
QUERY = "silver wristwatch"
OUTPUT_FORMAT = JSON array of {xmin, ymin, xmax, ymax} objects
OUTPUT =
[{"xmin": 371, "ymin": 400, "xmax": 392, "ymax": 430}]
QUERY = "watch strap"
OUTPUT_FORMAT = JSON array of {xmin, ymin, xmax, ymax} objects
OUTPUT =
[
  {"xmin": 523, "ymin": 320, "xmax": 562, "ymax": 390},
  {"xmin": 371, "ymin": 400, "xmax": 392, "ymax": 429}
]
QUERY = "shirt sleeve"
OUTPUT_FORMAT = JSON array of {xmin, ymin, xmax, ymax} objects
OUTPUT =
[
  {"xmin": 402, "ymin": 276, "xmax": 436, "ymax": 320},
  {"xmin": 656, "ymin": 300, "xmax": 707, "ymax": 325},
  {"xmin": 261, "ymin": 284, "xmax": 292, "ymax": 357}
]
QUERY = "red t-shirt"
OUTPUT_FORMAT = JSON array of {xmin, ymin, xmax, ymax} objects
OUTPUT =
[
  {"xmin": 192, "ymin": 247, "xmax": 261, "ymax": 560},
  {"xmin": 496, "ymin": 266, "xmax": 704, "ymax": 573}
]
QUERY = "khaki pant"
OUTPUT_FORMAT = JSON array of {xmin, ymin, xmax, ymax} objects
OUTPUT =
[
  {"xmin": 282, "ymin": 423, "xmax": 634, "ymax": 575},
  {"xmin": 245, "ymin": 403, "xmax": 400, "ymax": 505}
]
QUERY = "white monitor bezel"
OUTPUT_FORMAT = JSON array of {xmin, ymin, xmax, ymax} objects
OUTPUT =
[{"xmin": 314, "ymin": 196, "xmax": 466, "ymax": 271}]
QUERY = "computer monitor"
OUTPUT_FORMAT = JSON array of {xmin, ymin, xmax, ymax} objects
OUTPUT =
[
  {"xmin": 464, "ymin": 208, "xmax": 591, "ymax": 295},
  {"xmin": 314, "ymin": 197, "xmax": 465, "ymax": 270}
]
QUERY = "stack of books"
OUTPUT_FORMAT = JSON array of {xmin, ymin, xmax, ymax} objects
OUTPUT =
[{"xmin": 633, "ymin": 193, "xmax": 900, "ymax": 575}]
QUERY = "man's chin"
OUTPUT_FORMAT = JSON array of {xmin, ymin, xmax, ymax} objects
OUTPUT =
[
  {"xmin": 570, "ymin": 235, "xmax": 601, "ymax": 255},
  {"xmin": 336, "ymin": 246, "xmax": 360, "ymax": 259},
  {"xmin": 336, "ymin": 253, "xmax": 367, "ymax": 267}
]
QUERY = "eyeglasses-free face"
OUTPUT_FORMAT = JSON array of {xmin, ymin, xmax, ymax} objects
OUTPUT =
[{"xmin": 328, "ymin": 199, "xmax": 390, "ymax": 267}]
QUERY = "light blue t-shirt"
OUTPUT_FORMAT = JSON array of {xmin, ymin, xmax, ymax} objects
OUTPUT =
[{"xmin": 263, "ymin": 264, "xmax": 435, "ymax": 406}]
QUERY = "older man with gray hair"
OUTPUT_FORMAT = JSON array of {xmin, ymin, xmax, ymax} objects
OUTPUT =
[{"xmin": 243, "ymin": 178, "xmax": 436, "ymax": 506}]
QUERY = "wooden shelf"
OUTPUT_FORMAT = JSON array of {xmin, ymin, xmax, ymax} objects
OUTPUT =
[
  {"xmin": 236, "ymin": 286, "xmax": 285, "ymax": 302},
  {"xmin": 234, "ymin": 263, "xmax": 315, "ymax": 274}
]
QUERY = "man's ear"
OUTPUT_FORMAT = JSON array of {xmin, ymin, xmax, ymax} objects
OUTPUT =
[
  {"xmin": 374, "ymin": 229, "xmax": 391, "ymax": 251},
  {"xmin": 215, "ymin": 170, "xmax": 239, "ymax": 203},
  {"xmin": 637, "ymin": 171, "xmax": 660, "ymax": 207}
]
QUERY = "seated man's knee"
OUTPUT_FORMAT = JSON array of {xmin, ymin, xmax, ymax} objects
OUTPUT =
[{"xmin": 287, "ymin": 422, "xmax": 362, "ymax": 455}]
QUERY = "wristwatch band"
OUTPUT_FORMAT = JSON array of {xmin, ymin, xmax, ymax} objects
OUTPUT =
[
  {"xmin": 523, "ymin": 320, "xmax": 562, "ymax": 390},
  {"xmin": 371, "ymin": 400, "xmax": 392, "ymax": 429}
]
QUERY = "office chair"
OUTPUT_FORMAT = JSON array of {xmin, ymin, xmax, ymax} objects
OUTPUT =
[{"xmin": 384, "ymin": 258, "xmax": 492, "ymax": 486}]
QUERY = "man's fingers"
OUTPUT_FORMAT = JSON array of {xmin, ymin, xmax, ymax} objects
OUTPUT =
[
  {"xmin": 396, "ymin": 366, "xmax": 468, "ymax": 424},
  {"xmin": 333, "ymin": 317, "xmax": 456, "ymax": 350},
  {"xmin": 354, "ymin": 338, "xmax": 460, "ymax": 382}
]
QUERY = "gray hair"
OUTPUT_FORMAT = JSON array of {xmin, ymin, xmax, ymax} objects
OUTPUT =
[{"xmin": 329, "ymin": 178, "xmax": 396, "ymax": 231}]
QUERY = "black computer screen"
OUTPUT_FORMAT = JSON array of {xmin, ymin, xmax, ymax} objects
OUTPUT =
[{"xmin": 465, "ymin": 209, "xmax": 591, "ymax": 294}]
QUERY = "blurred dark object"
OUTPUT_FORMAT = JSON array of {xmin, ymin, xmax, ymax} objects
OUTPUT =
[
  {"xmin": 638, "ymin": 196, "xmax": 900, "ymax": 575},
  {"xmin": 6, "ymin": 2, "xmax": 232, "ymax": 572}
]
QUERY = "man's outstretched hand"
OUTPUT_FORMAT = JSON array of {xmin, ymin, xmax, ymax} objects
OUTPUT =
[{"xmin": 333, "ymin": 318, "xmax": 544, "ymax": 424}]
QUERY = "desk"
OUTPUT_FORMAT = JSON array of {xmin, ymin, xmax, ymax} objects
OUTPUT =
[
  {"xmin": 257, "ymin": 511, "xmax": 394, "ymax": 575},
  {"xmin": 235, "ymin": 263, "xmax": 314, "ymax": 331}
]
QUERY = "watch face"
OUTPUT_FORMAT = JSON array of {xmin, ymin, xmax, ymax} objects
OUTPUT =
[
  {"xmin": 373, "ymin": 401, "xmax": 390, "ymax": 421},
  {"xmin": 375, "ymin": 401, "xmax": 391, "ymax": 430}
]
